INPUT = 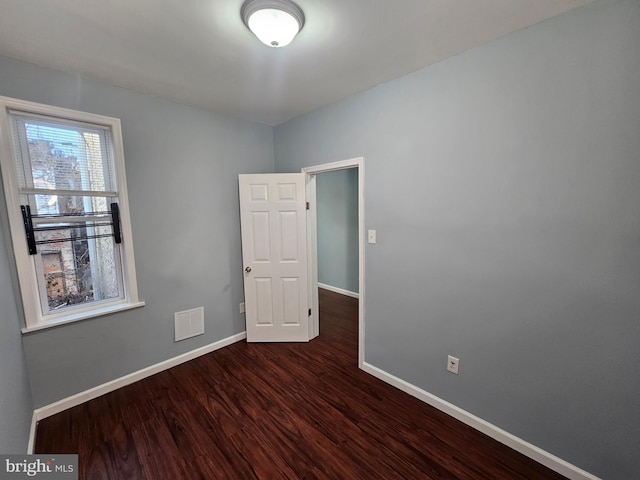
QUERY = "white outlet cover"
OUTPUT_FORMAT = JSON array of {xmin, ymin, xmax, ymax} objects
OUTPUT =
[{"xmin": 447, "ymin": 355, "xmax": 460, "ymax": 374}]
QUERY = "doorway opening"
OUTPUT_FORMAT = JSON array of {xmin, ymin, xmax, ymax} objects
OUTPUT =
[{"xmin": 303, "ymin": 157, "xmax": 364, "ymax": 367}]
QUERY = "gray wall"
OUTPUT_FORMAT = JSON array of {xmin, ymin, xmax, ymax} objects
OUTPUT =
[
  {"xmin": 1, "ymin": 1, "xmax": 638, "ymax": 476},
  {"xmin": 316, "ymin": 169, "xmax": 359, "ymax": 293},
  {"xmin": 0, "ymin": 55, "xmax": 274, "ymax": 409},
  {"xmin": 0, "ymin": 199, "xmax": 33, "ymax": 453},
  {"xmin": 275, "ymin": 1, "xmax": 640, "ymax": 479}
]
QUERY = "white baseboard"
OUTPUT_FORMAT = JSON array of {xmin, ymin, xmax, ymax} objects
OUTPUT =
[
  {"xmin": 360, "ymin": 362, "xmax": 600, "ymax": 480},
  {"xmin": 27, "ymin": 332, "xmax": 598, "ymax": 480},
  {"xmin": 28, "ymin": 331, "xmax": 247, "ymax": 452},
  {"xmin": 318, "ymin": 283, "xmax": 359, "ymax": 299},
  {"xmin": 27, "ymin": 412, "xmax": 38, "ymax": 454}
]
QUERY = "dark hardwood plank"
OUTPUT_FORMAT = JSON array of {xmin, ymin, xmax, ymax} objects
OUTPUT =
[{"xmin": 35, "ymin": 288, "xmax": 568, "ymax": 480}]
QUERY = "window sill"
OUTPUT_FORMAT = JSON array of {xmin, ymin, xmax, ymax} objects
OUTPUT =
[{"xmin": 21, "ymin": 301, "xmax": 146, "ymax": 334}]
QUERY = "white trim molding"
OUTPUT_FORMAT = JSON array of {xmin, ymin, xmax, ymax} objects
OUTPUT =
[
  {"xmin": 360, "ymin": 362, "xmax": 601, "ymax": 480},
  {"xmin": 318, "ymin": 283, "xmax": 359, "ymax": 299},
  {"xmin": 27, "ymin": 413, "xmax": 38, "ymax": 454},
  {"xmin": 28, "ymin": 331, "xmax": 247, "ymax": 452}
]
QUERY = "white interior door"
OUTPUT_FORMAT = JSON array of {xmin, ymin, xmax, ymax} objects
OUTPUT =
[{"xmin": 239, "ymin": 173, "xmax": 309, "ymax": 342}]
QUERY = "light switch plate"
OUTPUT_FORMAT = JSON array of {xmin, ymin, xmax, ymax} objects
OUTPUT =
[{"xmin": 368, "ymin": 229, "xmax": 377, "ymax": 244}]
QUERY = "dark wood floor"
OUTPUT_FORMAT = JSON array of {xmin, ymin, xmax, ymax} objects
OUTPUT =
[{"xmin": 35, "ymin": 289, "xmax": 567, "ymax": 479}]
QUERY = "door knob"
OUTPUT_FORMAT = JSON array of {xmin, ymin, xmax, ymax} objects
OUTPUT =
[{"xmin": 245, "ymin": 266, "xmax": 251, "ymax": 273}]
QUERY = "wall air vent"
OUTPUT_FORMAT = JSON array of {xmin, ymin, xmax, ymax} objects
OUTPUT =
[{"xmin": 174, "ymin": 307, "xmax": 204, "ymax": 341}]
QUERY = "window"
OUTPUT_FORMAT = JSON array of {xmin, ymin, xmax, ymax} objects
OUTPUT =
[{"xmin": 0, "ymin": 96, "xmax": 143, "ymax": 332}]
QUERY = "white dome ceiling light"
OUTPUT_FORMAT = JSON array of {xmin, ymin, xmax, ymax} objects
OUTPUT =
[{"xmin": 241, "ymin": 0, "xmax": 305, "ymax": 48}]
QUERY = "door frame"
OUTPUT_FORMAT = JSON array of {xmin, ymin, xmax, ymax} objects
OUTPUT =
[{"xmin": 302, "ymin": 157, "xmax": 365, "ymax": 367}]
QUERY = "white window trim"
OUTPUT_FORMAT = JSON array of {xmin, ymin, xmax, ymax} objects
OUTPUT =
[{"xmin": 0, "ymin": 96, "xmax": 144, "ymax": 332}]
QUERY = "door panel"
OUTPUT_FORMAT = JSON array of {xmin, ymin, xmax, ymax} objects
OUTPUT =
[
  {"xmin": 254, "ymin": 278, "xmax": 274, "ymax": 325},
  {"xmin": 251, "ymin": 212, "xmax": 271, "ymax": 261},
  {"xmin": 279, "ymin": 211, "xmax": 299, "ymax": 261},
  {"xmin": 282, "ymin": 277, "xmax": 301, "ymax": 325},
  {"xmin": 239, "ymin": 173, "xmax": 309, "ymax": 342}
]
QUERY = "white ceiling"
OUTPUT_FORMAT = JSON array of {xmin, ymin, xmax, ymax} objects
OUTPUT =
[{"xmin": 0, "ymin": 0, "xmax": 594, "ymax": 126}]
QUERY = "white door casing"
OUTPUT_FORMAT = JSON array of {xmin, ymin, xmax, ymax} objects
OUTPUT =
[{"xmin": 239, "ymin": 173, "xmax": 309, "ymax": 342}]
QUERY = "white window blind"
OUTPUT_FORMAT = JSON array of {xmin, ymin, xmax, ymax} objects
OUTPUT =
[{"xmin": 10, "ymin": 111, "xmax": 117, "ymax": 195}]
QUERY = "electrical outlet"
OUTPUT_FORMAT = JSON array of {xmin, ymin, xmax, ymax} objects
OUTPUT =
[
  {"xmin": 239, "ymin": 302, "xmax": 245, "ymax": 313},
  {"xmin": 447, "ymin": 355, "xmax": 460, "ymax": 375}
]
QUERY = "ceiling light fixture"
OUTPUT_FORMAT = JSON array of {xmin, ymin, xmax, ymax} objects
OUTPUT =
[{"xmin": 241, "ymin": 0, "xmax": 305, "ymax": 48}]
